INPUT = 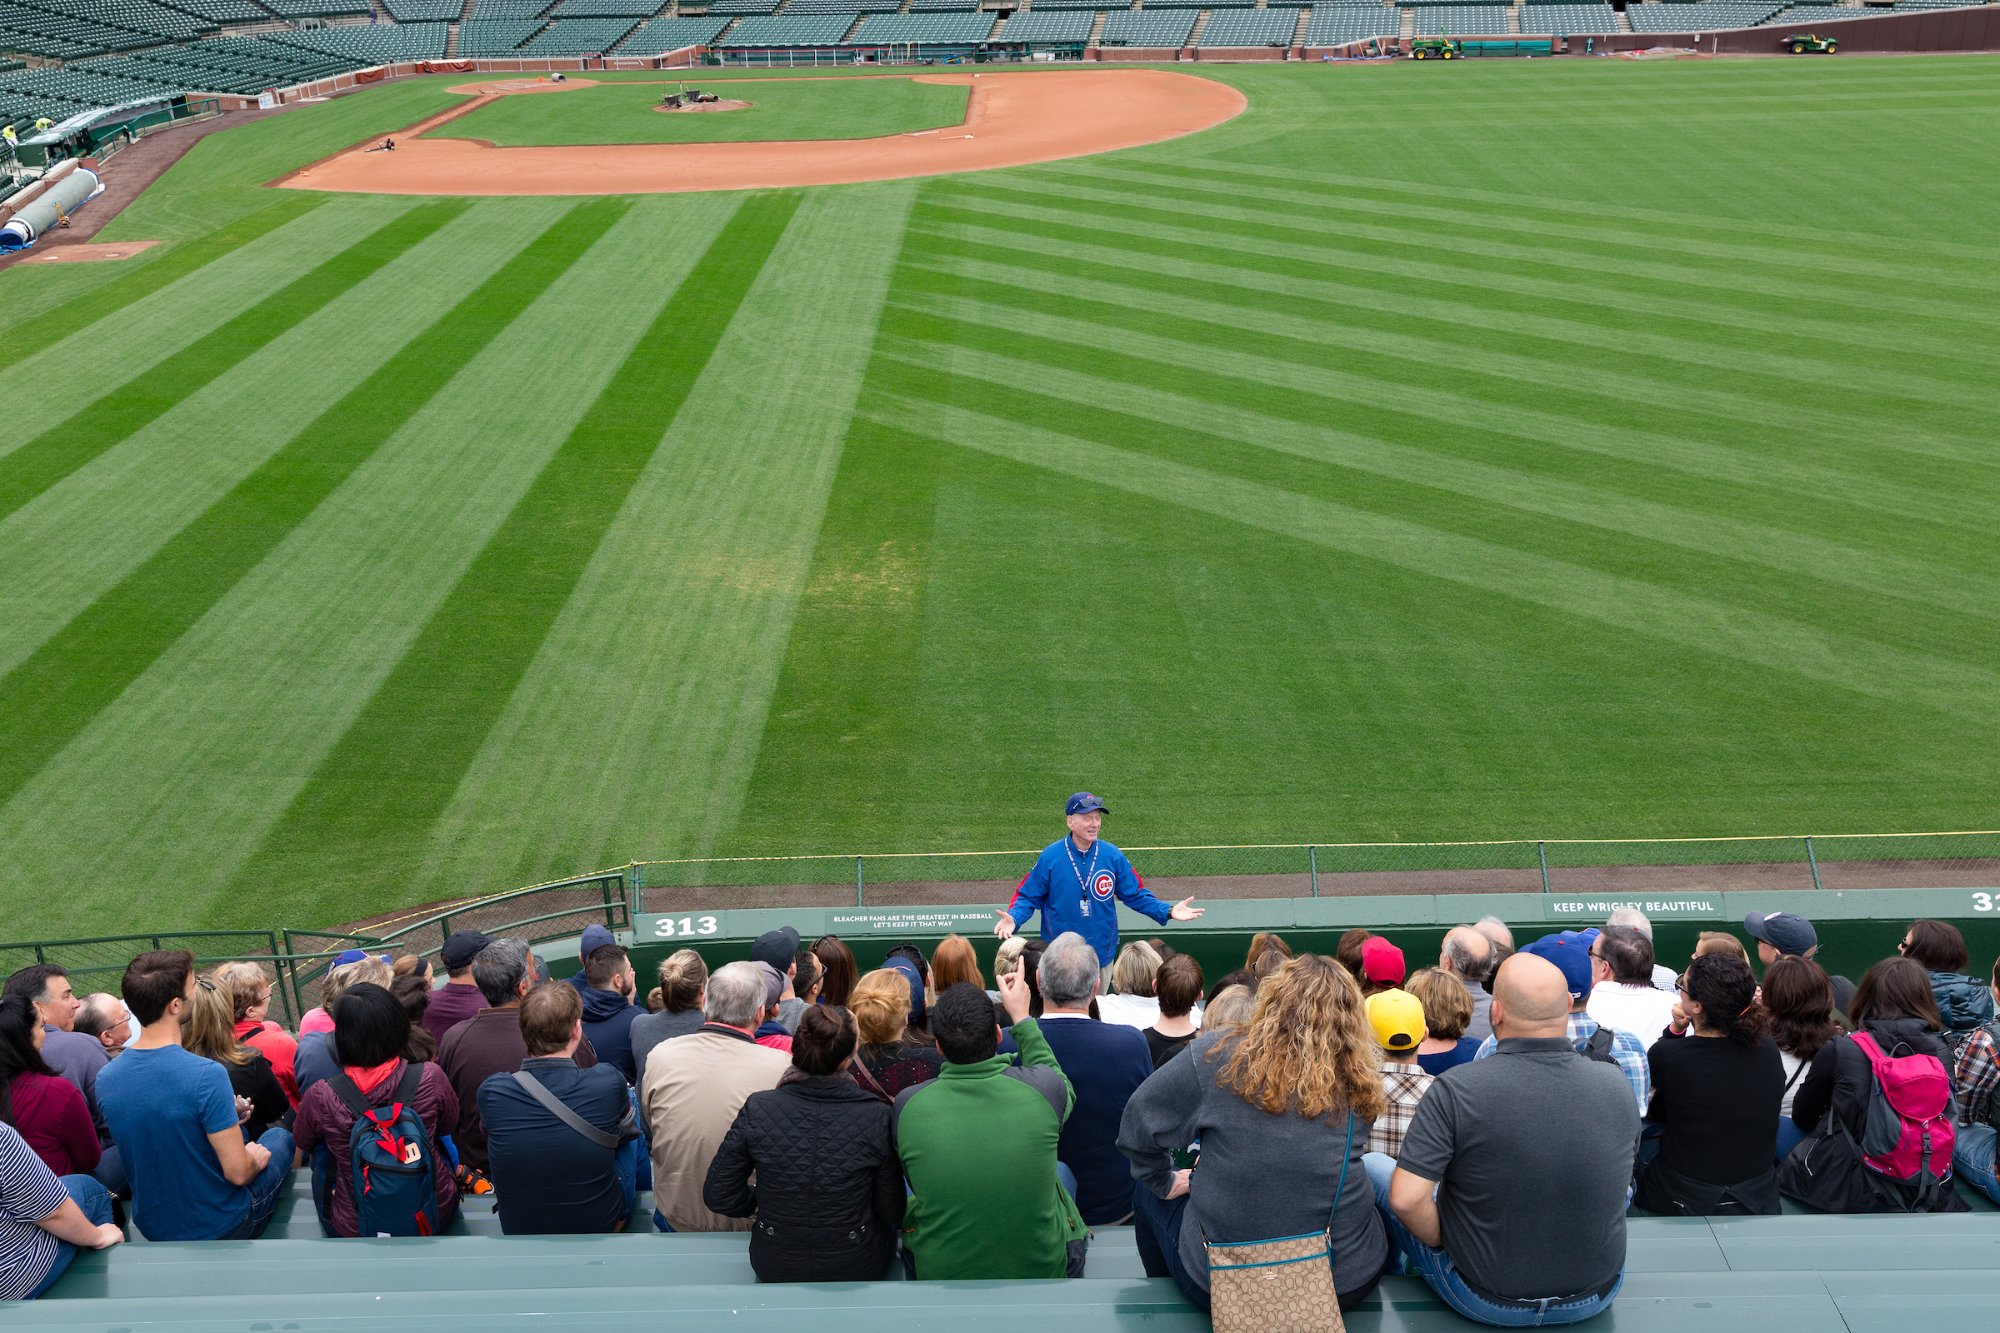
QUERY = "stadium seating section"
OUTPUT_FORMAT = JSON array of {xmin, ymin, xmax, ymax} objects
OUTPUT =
[
  {"xmin": 259, "ymin": 0, "xmax": 372, "ymax": 17},
  {"xmin": 1626, "ymin": 0, "xmax": 1786, "ymax": 28},
  {"xmin": 551, "ymin": 0, "xmax": 659, "ymax": 15},
  {"xmin": 1516, "ymin": 3, "xmax": 1619, "ymax": 33},
  {"xmin": 465, "ymin": 0, "xmax": 550, "ymax": 19},
  {"xmin": 993, "ymin": 9, "xmax": 1094, "ymax": 41},
  {"xmin": 380, "ymin": 0, "xmax": 461, "ymax": 20},
  {"xmin": 1414, "ymin": 4, "xmax": 1513, "ymax": 32},
  {"xmin": 455, "ymin": 17, "xmax": 544, "ymax": 52},
  {"xmin": 1304, "ymin": 3, "xmax": 1400, "ymax": 41},
  {"xmin": 616, "ymin": 14, "xmax": 727, "ymax": 50},
  {"xmin": 850, "ymin": 10, "xmax": 995, "ymax": 44},
  {"xmin": 784, "ymin": 0, "xmax": 899, "ymax": 13},
  {"xmin": 515, "ymin": 17, "xmax": 640, "ymax": 52},
  {"xmin": 1197, "ymin": 7, "xmax": 1302, "ymax": 44},
  {"xmin": 1024, "ymin": 0, "xmax": 1129, "ymax": 11},
  {"xmin": 908, "ymin": 0, "xmax": 986, "ymax": 11},
  {"xmin": 704, "ymin": 0, "xmax": 782, "ymax": 15},
  {"xmin": 1098, "ymin": 7, "xmax": 1197, "ymax": 45},
  {"xmin": 715, "ymin": 12, "xmax": 855, "ymax": 45}
]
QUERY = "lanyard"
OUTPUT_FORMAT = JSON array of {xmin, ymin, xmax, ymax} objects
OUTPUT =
[{"xmin": 1064, "ymin": 838, "xmax": 1099, "ymax": 917}]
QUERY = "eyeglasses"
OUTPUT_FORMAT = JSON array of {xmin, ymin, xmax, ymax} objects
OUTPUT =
[
  {"xmin": 1675, "ymin": 973, "xmax": 1690, "ymax": 994},
  {"xmin": 1897, "ymin": 940, "xmax": 1911, "ymax": 955},
  {"xmin": 195, "ymin": 977, "xmax": 215, "ymax": 993}
]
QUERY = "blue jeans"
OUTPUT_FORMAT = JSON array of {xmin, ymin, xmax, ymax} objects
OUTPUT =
[
  {"xmin": 1775, "ymin": 1116, "xmax": 1808, "ymax": 1163},
  {"xmin": 26, "ymin": 1175, "xmax": 113, "ymax": 1299},
  {"xmin": 220, "ymin": 1127, "xmax": 296, "ymax": 1240},
  {"xmin": 1364, "ymin": 1152, "xmax": 1621, "ymax": 1327},
  {"xmin": 615, "ymin": 1138, "xmax": 640, "ymax": 1222},
  {"xmin": 1954, "ymin": 1124, "xmax": 2000, "ymax": 1206},
  {"xmin": 91, "ymin": 1145, "xmax": 129, "ymax": 1199}
]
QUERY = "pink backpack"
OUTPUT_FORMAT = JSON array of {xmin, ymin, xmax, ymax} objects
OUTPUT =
[{"xmin": 1849, "ymin": 1031, "xmax": 1956, "ymax": 1204}]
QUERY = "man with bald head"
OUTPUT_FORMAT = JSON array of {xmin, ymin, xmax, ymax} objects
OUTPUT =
[
  {"xmin": 1365, "ymin": 954, "xmax": 1638, "ymax": 1326},
  {"xmin": 1438, "ymin": 927, "xmax": 1497, "ymax": 1041}
]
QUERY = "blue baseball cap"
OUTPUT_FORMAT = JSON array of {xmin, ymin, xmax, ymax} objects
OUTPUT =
[
  {"xmin": 326, "ymin": 948, "xmax": 390, "ymax": 978},
  {"xmin": 1065, "ymin": 792, "xmax": 1108, "ymax": 817},
  {"xmin": 1521, "ymin": 930, "xmax": 1597, "ymax": 1001}
]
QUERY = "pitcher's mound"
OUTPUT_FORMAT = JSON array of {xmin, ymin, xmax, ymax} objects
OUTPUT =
[
  {"xmin": 19, "ymin": 239, "xmax": 161, "ymax": 264},
  {"xmin": 655, "ymin": 99, "xmax": 751, "ymax": 114}
]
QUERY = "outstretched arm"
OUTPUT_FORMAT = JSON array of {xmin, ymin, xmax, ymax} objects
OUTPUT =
[{"xmin": 996, "ymin": 866, "xmax": 1046, "ymax": 939}]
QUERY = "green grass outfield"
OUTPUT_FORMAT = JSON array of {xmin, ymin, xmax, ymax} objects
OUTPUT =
[
  {"xmin": 1, "ymin": 58, "xmax": 1997, "ymax": 937},
  {"xmin": 433, "ymin": 75, "xmax": 971, "ymax": 146}
]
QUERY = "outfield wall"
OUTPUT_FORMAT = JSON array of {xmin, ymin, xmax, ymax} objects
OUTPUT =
[{"xmin": 628, "ymin": 885, "xmax": 2000, "ymax": 1005}]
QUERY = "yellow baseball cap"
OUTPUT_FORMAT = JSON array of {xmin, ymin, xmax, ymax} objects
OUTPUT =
[{"xmin": 1367, "ymin": 988, "xmax": 1425, "ymax": 1055}]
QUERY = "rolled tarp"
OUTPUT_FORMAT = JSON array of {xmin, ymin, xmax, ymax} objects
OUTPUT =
[{"xmin": 0, "ymin": 167, "xmax": 100, "ymax": 251}]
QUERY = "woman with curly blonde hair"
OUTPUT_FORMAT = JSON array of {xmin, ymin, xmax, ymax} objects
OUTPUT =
[{"xmin": 1118, "ymin": 954, "xmax": 1390, "ymax": 1314}]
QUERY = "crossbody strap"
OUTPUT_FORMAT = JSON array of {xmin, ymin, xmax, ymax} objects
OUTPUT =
[
  {"xmin": 1328, "ymin": 1111, "xmax": 1354, "ymax": 1233},
  {"xmin": 1783, "ymin": 1057, "xmax": 1809, "ymax": 1096},
  {"xmin": 512, "ymin": 1070, "xmax": 632, "ymax": 1150},
  {"xmin": 852, "ymin": 1057, "xmax": 892, "ymax": 1103}
]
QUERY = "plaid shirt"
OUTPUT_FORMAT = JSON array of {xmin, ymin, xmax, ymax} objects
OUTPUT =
[
  {"xmin": 1957, "ymin": 1028, "xmax": 2000, "ymax": 1127},
  {"xmin": 1367, "ymin": 1060, "xmax": 1435, "ymax": 1158},
  {"xmin": 1475, "ymin": 1014, "xmax": 1651, "ymax": 1114}
]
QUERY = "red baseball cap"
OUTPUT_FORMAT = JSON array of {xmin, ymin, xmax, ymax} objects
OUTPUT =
[{"xmin": 1360, "ymin": 936, "xmax": 1406, "ymax": 986}]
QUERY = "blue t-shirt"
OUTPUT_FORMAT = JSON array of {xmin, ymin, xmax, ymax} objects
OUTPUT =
[
  {"xmin": 1416, "ymin": 1038, "xmax": 1482, "ymax": 1077},
  {"xmin": 1006, "ymin": 838, "xmax": 1172, "ymax": 967},
  {"xmin": 97, "ymin": 1044, "xmax": 249, "ymax": 1240}
]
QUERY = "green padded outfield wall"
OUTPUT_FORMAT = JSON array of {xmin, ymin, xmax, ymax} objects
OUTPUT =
[{"xmin": 627, "ymin": 887, "xmax": 2000, "ymax": 998}]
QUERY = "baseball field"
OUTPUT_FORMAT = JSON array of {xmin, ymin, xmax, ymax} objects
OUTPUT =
[{"xmin": 1, "ymin": 56, "xmax": 1996, "ymax": 939}]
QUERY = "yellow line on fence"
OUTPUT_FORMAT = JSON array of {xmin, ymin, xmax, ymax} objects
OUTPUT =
[{"xmin": 631, "ymin": 830, "xmax": 2000, "ymax": 866}]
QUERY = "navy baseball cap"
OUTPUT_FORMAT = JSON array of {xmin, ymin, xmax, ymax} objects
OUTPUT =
[
  {"xmin": 1065, "ymin": 792, "xmax": 1108, "ymax": 817},
  {"xmin": 1744, "ymin": 912, "xmax": 1817, "ymax": 956},
  {"xmin": 1521, "ymin": 931, "xmax": 1594, "ymax": 1000}
]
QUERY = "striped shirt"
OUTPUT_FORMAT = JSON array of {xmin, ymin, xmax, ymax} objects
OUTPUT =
[
  {"xmin": 1475, "ymin": 1014, "xmax": 1651, "ymax": 1115},
  {"xmin": 0, "ymin": 1120, "xmax": 67, "ymax": 1300}
]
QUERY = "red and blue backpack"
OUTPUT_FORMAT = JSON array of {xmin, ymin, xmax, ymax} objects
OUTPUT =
[{"xmin": 330, "ymin": 1065, "xmax": 442, "ymax": 1237}]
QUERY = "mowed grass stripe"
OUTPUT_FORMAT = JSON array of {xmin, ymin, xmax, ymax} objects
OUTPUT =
[
  {"xmin": 224, "ymin": 191, "xmax": 801, "ymax": 897},
  {"xmin": 910, "ymin": 192, "xmax": 1982, "ymax": 375},
  {"xmin": 0, "ymin": 193, "xmax": 325, "ymax": 366},
  {"xmin": 0, "ymin": 202, "xmax": 383, "ymax": 455},
  {"xmin": 860, "ymin": 391, "xmax": 2000, "ymax": 723},
  {"xmin": 894, "ymin": 242, "xmax": 2000, "ymax": 479},
  {"xmin": 901, "ymin": 220, "xmax": 1991, "ymax": 429},
  {"xmin": 0, "ymin": 203, "xmax": 711, "ymax": 936},
  {"xmin": 893, "ymin": 284, "xmax": 1983, "ymax": 547},
  {"xmin": 1061, "ymin": 161, "xmax": 2000, "ymax": 295},
  {"xmin": 876, "ymin": 334, "xmax": 1997, "ymax": 625},
  {"xmin": 935, "ymin": 178, "xmax": 2000, "ymax": 344},
  {"xmin": 0, "ymin": 202, "xmax": 624, "ymax": 815},
  {"xmin": 869, "ymin": 316, "xmax": 1990, "ymax": 659},
  {"xmin": 415, "ymin": 184, "xmax": 919, "ymax": 896},
  {"xmin": 0, "ymin": 201, "xmax": 465, "ymax": 526}
]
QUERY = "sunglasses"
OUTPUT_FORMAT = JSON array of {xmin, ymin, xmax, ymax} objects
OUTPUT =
[{"xmin": 1675, "ymin": 973, "xmax": 1690, "ymax": 994}]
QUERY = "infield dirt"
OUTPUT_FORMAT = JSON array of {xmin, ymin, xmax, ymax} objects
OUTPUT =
[{"xmin": 275, "ymin": 69, "xmax": 1246, "ymax": 196}]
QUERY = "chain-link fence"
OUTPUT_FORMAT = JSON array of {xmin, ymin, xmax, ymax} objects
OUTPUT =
[
  {"xmin": 635, "ymin": 830, "xmax": 2000, "ymax": 910},
  {"xmin": 0, "ymin": 869, "xmax": 630, "ymax": 1029}
]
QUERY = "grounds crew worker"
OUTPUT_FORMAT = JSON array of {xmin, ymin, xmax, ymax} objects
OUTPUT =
[{"xmin": 995, "ymin": 793, "xmax": 1203, "ymax": 971}]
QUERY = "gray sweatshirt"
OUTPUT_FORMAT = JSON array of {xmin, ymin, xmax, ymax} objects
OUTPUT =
[{"xmin": 1117, "ymin": 1031, "xmax": 1388, "ymax": 1294}]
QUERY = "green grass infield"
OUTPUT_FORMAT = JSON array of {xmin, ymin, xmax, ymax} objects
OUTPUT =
[
  {"xmin": 1, "ymin": 59, "xmax": 1997, "ymax": 937},
  {"xmin": 431, "ymin": 75, "xmax": 973, "ymax": 146}
]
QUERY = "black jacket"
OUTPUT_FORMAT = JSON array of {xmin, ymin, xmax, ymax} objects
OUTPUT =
[{"xmin": 703, "ymin": 1070, "xmax": 905, "ymax": 1282}]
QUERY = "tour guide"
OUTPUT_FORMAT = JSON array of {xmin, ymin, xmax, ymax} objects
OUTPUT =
[{"xmin": 994, "ymin": 794, "xmax": 1203, "ymax": 968}]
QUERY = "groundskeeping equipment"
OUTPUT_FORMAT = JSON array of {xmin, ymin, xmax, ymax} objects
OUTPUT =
[
  {"xmin": 0, "ymin": 166, "xmax": 102, "ymax": 251},
  {"xmin": 1782, "ymin": 32, "xmax": 1838, "ymax": 53},
  {"xmin": 1410, "ymin": 37, "xmax": 1462, "ymax": 58}
]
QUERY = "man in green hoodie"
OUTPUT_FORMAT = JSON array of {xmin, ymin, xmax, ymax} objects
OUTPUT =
[{"xmin": 893, "ymin": 970, "xmax": 1089, "ymax": 1279}]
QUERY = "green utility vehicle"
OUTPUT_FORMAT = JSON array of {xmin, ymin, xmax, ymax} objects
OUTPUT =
[
  {"xmin": 1782, "ymin": 32, "xmax": 1838, "ymax": 53},
  {"xmin": 1410, "ymin": 37, "xmax": 1462, "ymax": 58}
]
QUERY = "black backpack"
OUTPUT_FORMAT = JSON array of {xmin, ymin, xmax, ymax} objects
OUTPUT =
[
  {"xmin": 331, "ymin": 1065, "xmax": 442, "ymax": 1237},
  {"xmin": 1576, "ymin": 1027, "xmax": 1619, "ymax": 1066}
]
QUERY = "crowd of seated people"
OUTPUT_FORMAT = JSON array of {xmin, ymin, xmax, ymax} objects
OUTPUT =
[{"xmin": 5, "ymin": 908, "xmax": 2000, "ymax": 1322}]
